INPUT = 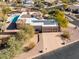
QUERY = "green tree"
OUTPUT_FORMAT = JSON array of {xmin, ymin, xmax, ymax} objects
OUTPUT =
[
  {"xmin": 16, "ymin": 25, "xmax": 35, "ymax": 42},
  {"xmin": 33, "ymin": 0, "xmax": 44, "ymax": 8},
  {"xmin": 61, "ymin": 0, "xmax": 70, "ymax": 3},
  {"xmin": 54, "ymin": 10, "xmax": 68, "ymax": 28},
  {"xmin": 61, "ymin": 0, "xmax": 77, "ymax": 3},
  {"xmin": 2, "ymin": 7, "xmax": 11, "ymax": 15},
  {"xmin": 63, "ymin": 3, "xmax": 69, "ymax": 9},
  {"xmin": 0, "ymin": 0, "xmax": 3, "ymax": 2},
  {"xmin": 1, "ymin": 7, "xmax": 11, "ymax": 22},
  {"xmin": 40, "ymin": 8, "xmax": 48, "ymax": 17},
  {"xmin": 0, "ymin": 36, "xmax": 22, "ymax": 59}
]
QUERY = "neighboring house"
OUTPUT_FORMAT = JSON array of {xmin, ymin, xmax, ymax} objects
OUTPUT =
[
  {"xmin": 69, "ymin": 4, "xmax": 79, "ymax": 10},
  {"xmin": 1, "ymin": 0, "xmax": 34, "ymax": 7},
  {"xmin": 68, "ymin": 4, "xmax": 79, "ymax": 13},
  {"xmin": 21, "ymin": 0, "xmax": 34, "ymax": 7},
  {"xmin": 21, "ymin": 0, "xmax": 33, "ymax": 4}
]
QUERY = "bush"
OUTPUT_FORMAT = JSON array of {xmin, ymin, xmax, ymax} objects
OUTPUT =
[
  {"xmin": 61, "ymin": 31, "xmax": 70, "ymax": 39},
  {"xmin": 0, "ymin": 23, "xmax": 35, "ymax": 59},
  {"xmin": 54, "ymin": 10, "xmax": 68, "ymax": 28},
  {"xmin": 15, "ymin": 25, "xmax": 35, "ymax": 42},
  {"xmin": 0, "ymin": 36, "xmax": 23, "ymax": 59},
  {"xmin": 23, "ymin": 42, "xmax": 35, "ymax": 52}
]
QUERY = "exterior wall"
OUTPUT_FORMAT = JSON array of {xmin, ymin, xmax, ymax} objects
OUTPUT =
[
  {"xmin": 34, "ymin": 26, "xmax": 59, "ymax": 33},
  {"xmin": 34, "ymin": 26, "xmax": 42, "ymax": 33},
  {"xmin": 42, "ymin": 26, "xmax": 59, "ymax": 32},
  {"xmin": 42, "ymin": 27, "xmax": 53, "ymax": 32}
]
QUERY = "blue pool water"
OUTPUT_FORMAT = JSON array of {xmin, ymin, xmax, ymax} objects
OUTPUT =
[
  {"xmin": 7, "ymin": 15, "xmax": 19, "ymax": 30},
  {"xmin": 11, "ymin": 15, "xmax": 19, "ymax": 23}
]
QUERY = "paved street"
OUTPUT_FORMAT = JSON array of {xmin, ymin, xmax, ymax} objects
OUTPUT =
[
  {"xmin": 34, "ymin": 41, "xmax": 79, "ymax": 59},
  {"xmin": 66, "ymin": 14, "xmax": 79, "ymax": 27}
]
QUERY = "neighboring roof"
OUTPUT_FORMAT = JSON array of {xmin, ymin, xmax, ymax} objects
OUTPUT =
[
  {"xmin": 69, "ymin": 4, "xmax": 79, "ymax": 9},
  {"xmin": 34, "ymin": 41, "xmax": 79, "ymax": 59},
  {"xmin": 22, "ymin": 0, "xmax": 34, "ymax": 4}
]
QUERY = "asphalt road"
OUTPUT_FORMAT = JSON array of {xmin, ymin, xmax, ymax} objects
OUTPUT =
[
  {"xmin": 34, "ymin": 41, "xmax": 79, "ymax": 59},
  {"xmin": 66, "ymin": 14, "xmax": 79, "ymax": 27}
]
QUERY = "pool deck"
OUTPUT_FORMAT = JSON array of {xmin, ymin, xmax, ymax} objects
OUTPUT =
[{"xmin": 4, "ymin": 30, "xmax": 19, "ymax": 33}]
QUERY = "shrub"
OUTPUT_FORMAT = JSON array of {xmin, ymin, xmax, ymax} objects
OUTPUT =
[
  {"xmin": 61, "ymin": 31, "xmax": 70, "ymax": 39},
  {"xmin": 54, "ymin": 10, "xmax": 68, "ymax": 28},
  {"xmin": 0, "ymin": 36, "xmax": 23, "ymax": 59},
  {"xmin": 0, "ymin": 22, "xmax": 35, "ymax": 59},
  {"xmin": 23, "ymin": 42, "xmax": 35, "ymax": 52}
]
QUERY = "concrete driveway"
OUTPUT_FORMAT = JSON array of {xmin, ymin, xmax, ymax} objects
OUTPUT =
[
  {"xmin": 14, "ymin": 32, "xmax": 63, "ymax": 59},
  {"xmin": 14, "ymin": 31, "xmax": 79, "ymax": 59}
]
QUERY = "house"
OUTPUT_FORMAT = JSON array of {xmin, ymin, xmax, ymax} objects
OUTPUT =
[
  {"xmin": 6, "ymin": 12, "xmax": 60, "ymax": 32},
  {"xmin": 16, "ymin": 12, "xmax": 60, "ymax": 32},
  {"xmin": 68, "ymin": 4, "xmax": 79, "ymax": 14},
  {"xmin": 21, "ymin": 0, "xmax": 34, "ymax": 7}
]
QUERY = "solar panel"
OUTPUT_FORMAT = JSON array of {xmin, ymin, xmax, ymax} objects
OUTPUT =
[{"xmin": 44, "ymin": 21, "xmax": 55, "ymax": 25}]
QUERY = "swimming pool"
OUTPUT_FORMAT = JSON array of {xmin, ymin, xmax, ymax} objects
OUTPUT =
[
  {"xmin": 7, "ymin": 15, "xmax": 20, "ymax": 23},
  {"xmin": 12, "ymin": 15, "xmax": 19, "ymax": 23},
  {"xmin": 7, "ymin": 15, "xmax": 20, "ymax": 30}
]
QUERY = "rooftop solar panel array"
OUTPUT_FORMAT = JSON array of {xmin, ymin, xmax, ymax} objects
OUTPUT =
[{"xmin": 32, "ymin": 20, "xmax": 57, "ymax": 25}]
